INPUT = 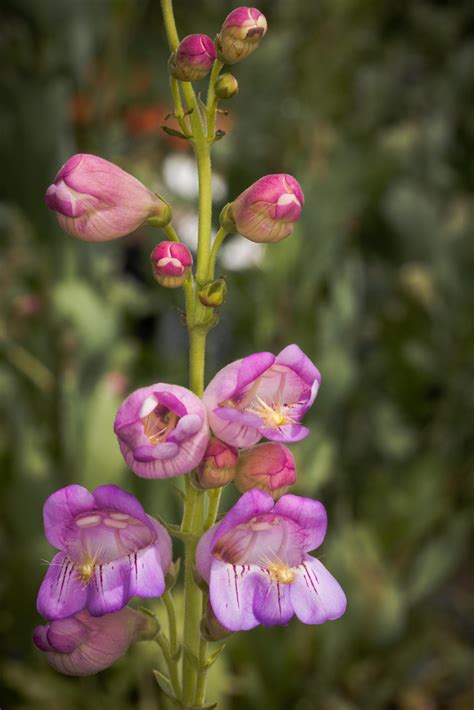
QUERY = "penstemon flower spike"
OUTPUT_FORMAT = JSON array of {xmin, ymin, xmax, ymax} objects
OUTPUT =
[{"xmin": 35, "ymin": 3, "xmax": 346, "ymax": 708}]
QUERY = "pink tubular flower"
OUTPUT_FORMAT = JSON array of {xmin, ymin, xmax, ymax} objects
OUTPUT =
[
  {"xmin": 151, "ymin": 241, "xmax": 193, "ymax": 288},
  {"xmin": 235, "ymin": 442, "xmax": 296, "ymax": 499},
  {"xmin": 45, "ymin": 154, "xmax": 171, "ymax": 242},
  {"xmin": 224, "ymin": 174, "xmax": 304, "ymax": 243},
  {"xmin": 196, "ymin": 436, "xmax": 238, "ymax": 489},
  {"xmin": 114, "ymin": 383, "xmax": 209, "ymax": 479},
  {"xmin": 196, "ymin": 490, "xmax": 346, "ymax": 630},
  {"xmin": 203, "ymin": 344, "xmax": 321, "ymax": 448},
  {"xmin": 33, "ymin": 607, "xmax": 157, "ymax": 676},
  {"xmin": 169, "ymin": 34, "xmax": 216, "ymax": 82},
  {"xmin": 37, "ymin": 484, "xmax": 172, "ymax": 620},
  {"xmin": 217, "ymin": 8, "xmax": 267, "ymax": 65}
]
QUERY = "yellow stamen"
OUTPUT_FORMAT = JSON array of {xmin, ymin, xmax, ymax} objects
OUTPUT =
[{"xmin": 267, "ymin": 560, "xmax": 296, "ymax": 585}]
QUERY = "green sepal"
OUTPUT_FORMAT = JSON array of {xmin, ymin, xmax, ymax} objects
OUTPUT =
[
  {"xmin": 153, "ymin": 670, "xmax": 178, "ymax": 703},
  {"xmin": 204, "ymin": 644, "xmax": 226, "ymax": 669},
  {"xmin": 161, "ymin": 125, "xmax": 192, "ymax": 140}
]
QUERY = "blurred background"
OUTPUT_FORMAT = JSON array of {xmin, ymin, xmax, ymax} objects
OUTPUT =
[{"xmin": 1, "ymin": 0, "xmax": 473, "ymax": 708}]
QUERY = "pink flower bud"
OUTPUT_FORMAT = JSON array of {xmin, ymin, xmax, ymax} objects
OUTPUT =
[
  {"xmin": 235, "ymin": 443, "xmax": 296, "ymax": 499},
  {"xmin": 217, "ymin": 8, "xmax": 267, "ymax": 65},
  {"xmin": 33, "ymin": 607, "xmax": 157, "ymax": 676},
  {"xmin": 196, "ymin": 437, "xmax": 238, "ymax": 489},
  {"xmin": 225, "ymin": 174, "xmax": 304, "ymax": 243},
  {"xmin": 45, "ymin": 154, "xmax": 171, "ymax": 242},
  {"xmin": 150, "ymin": 241, "xmax": 193, "ymax": 288},
  {"xmin": 169, "ymin": 34, "xmax": 216, "ymax": 82}
]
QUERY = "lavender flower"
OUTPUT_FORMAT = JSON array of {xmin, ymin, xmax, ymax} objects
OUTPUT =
[
  {"xmin": 196, "ymin": 490, "xmax": 346, "ymax": 630},
  {"xmin": 45, "ymin": 154, "xmax": 171, "ymax": 241},
  {"xmin": 222, "ymin": 174, "xmax": 304, "ymax": 243},
  {"xmin": 235, "ymin": 442, "xmax": 296, "ymax": 499},
  {"xmin": 33, "ymin": 607, "xmax": 157, "ymax": 676},
  {"xmin": 37, "ymin": 484, "xmax": 172, "ymax": 620},
  {"xmin": 114, "ymin": 383, "xmax": 209, "ymax": 478},
  {"xmin": 202, "ymin": 344, "xmax": 320, "ymax": 448}
]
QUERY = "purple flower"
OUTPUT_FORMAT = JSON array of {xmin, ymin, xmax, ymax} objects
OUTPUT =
[
  {"xmin": 33, "ymin": 607, "xmax": 157, "ymax": 676},
  {"xmin": 217, "ymin": 8, "xmax": 267, "ymax": 65},
  {"xmin": 169, "ymin": 34, "xmax": 216, "ymax": 82},
  {"xmin": 114, "ymin": 383, "xmax": 209, "ymax": 479},
  {"xmin": 235, "ymin": 442, "xmax": 296, "ymax": 499},
  {"xmin": 45, "ymin": 154, "xmax": 171, "ymax": 242},
  {"xmin": 202, "ymin": 344, "xmax": 320, "ymax": 448},
  {"xmin": 150, "ymin": 241, "xmax": 193, "ymax": 288},
  {"xmin": 196, "ymin": 436, "xmax": 238, "ymax": 489},
  {"xmin": 196, "ymin": 490, "xmax": 346, "ymax": 630},
  {"xmin": 37, "ymin": 484, "xmax": 172, "ymax": 620},
  {"xmin": 223, "ymin": 174, "xmax": 304, "ymax": 243}
]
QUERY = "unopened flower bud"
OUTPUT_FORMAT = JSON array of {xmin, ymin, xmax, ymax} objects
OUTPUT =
[
  {"xmin": 198, "ymin": 278, "xmax": 227, "ymax": 307},
  {"xmin": 235, "ymin": 443, "xmax": 296, "ymax": 499},
  {"xmin": 196, "ymin": 437, "xmax": 238, "ymax": 489},
  {"xmin": 45, "ymin": 154, "xmax": 171, "ymax": 241},
  {"xmin": 150, "ymin": 241, "xmax": 193, "ymax": 288},
  {"xmin": 214, "ymin": 73, "xmax": 239, "ymax": 100},
  {"xmin": 201, "ymin": 601, "xmax": 233, "ymax": 641},
  {"xmin": 228, "ymin": 174, "xmax": 304, "ymax": 243},
  {"xmin": 216, "ymin": 8, "xmax": 267, "ymax": 65},
  {"xmin": 33, "ymin": 607, "xmax": 157, "ymax": 676},
  {"xmin": 169, "ymin": 34, "xmax": 216, "ymax": 82}
]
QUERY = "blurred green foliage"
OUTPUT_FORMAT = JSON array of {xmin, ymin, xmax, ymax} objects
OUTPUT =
[{"xmin": 1, "ymin": 0, "xmax": 473, "ymax": 708}]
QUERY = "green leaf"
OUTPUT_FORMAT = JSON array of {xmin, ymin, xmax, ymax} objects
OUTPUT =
[
  {"xmin": 152, "ymin": 670, "xmax": 178, "ymax": 703},
  {"xmin": 204, "ymin": 644, "xmax": 226, "ymax": 669}
]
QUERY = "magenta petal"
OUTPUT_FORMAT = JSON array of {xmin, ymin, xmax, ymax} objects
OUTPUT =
[
  {"xmin": 195, "ymin": 525, "xmax": 218, "ymax": 583},
  {"xmin": 133, "ymin": 443, "xmax": 179, "ymax": 462},
  {"xmin": 47, "ymin": 616, "xmax": 88, "ymax": 653},
  {"xmin": 209, "ymin": 560, "xmax": 264, "ymax": 631},
  {"xmin": 212, "ymin": 489, "xmax": 274, "ymax": 544},
  {"xmin": 259, "ymin": 423, "xmax": 310, "ymax": 443},
  {"xmin": 153, "ymin": 390, "xmax": 188, "ymax": 417},
  {"xmin": 274, "ymin": 495, "xmax": 327, "ymax": 551},
  {"xmin": 252, "ymin": 577, "xmax": 294, "ymax": 626},
  {"xmin": 214, "ymin": 407, "xmax": 262, "ymax": 428},
  {"xmin": 234, "ymin": 352, "xmax": 275, "ymax": 395},
  {"xmin": 87, "ymin": 558, "xmax": 131, "ymax": 617},
  {"xmin": 44, "ymin": 485, "xmax": 95, "ymax": 549},
  {"xmin": 166, "ymin": 414, "xmax": 203, "ymax": 444},
  {"xmin": 148, "ymin": 516, "xmax": 172, "ymax": 573},
  {"xmin": 127, "ymin": 541, "xmax": 166, "ymax": 599},
  {"xmin": 92, "ymin": 485, "xmax": 149, "ymax": 527},
  {"xmin": 291, "ymin": 556, "xmax": 346, "ymax": 624},
  {"xmin": 37, "ymin": 552, "xmax": 88, "ymax": 620},
  {"xmin": 33, "ymin": 625, "xmax": 54, "ymax": 651}
]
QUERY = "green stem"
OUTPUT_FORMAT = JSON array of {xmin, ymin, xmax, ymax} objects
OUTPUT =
[
  {"xmin": 163, "ymin": 223, "xmax": 180, "ymax": 242},
  {"xmin": 204, "ymin": 488, "xmax": 222, "ymax": 530},
  {"xmin": 208, "ymin": 226, "xmax": 228, "ymax": 280},
  {"xmin": 155, "ymin": 633, "xmax": 182, "ymax": 699},
  {"xmin": 162, "ymin": 591, "xmax": 179, "ymax": 661},
  {"xmin": 161, "ymin": 2, "xmax": 223, "ymax": 707},
  {"xmin": 206, "ymin": 60, "xmax": 223, "ymax": 140},
  {"xmin": 169, "ymin": 78, "xmax": 191, "ymax": 136}
]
